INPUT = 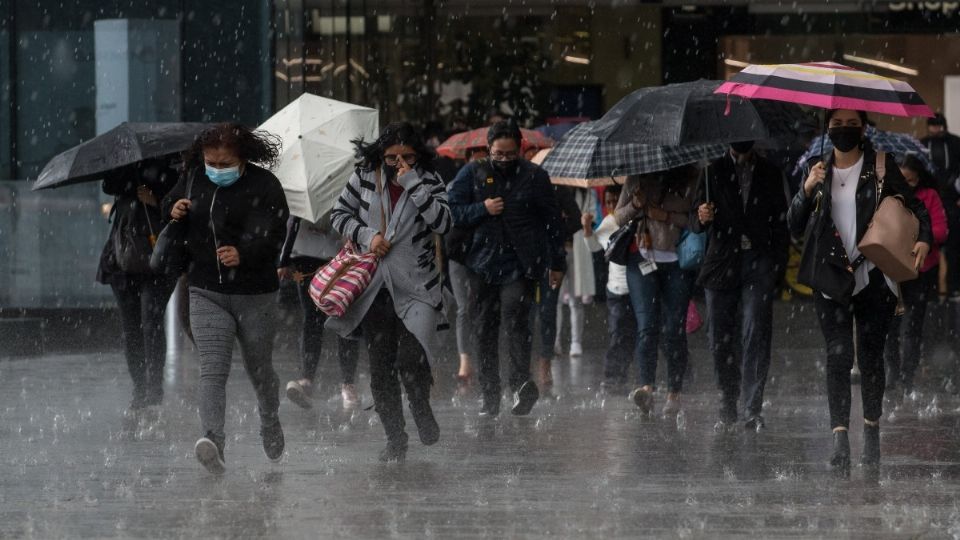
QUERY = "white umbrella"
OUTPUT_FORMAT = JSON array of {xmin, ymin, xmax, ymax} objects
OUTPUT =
[{"xmin": 258, "ymin": 93, "xmax": 378, "ymax": 222}]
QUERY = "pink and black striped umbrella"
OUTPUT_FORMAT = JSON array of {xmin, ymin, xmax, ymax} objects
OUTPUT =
[{"xmin": 715, "ymin": 61, "xmax": 934, "ymax": 118}]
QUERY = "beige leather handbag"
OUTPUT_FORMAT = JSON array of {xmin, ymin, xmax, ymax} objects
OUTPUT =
[{"xmin": 857, "ymin": 152, "xmax": 919, "ymax": 283}]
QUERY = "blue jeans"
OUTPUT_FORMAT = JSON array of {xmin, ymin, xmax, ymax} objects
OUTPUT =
[
  {"xmin": 602, "ymin": 292, "xmax": 636, "ymax": 385},
  {"xmin": 625, "ymin": 253, "xmax": 694, "ymax": 392},
  {"xmin": 533, "ymin": 271, "xmax": 560, "ymax": 359},
  {"xmin": 704, "ymin": 251, "xmax": 777, "ymax": 417}
]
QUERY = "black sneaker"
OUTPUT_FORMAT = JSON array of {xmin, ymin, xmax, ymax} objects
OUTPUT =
[
  {"xmin": 479, "ymin": 396, "xmax": 500, "ymax": 418},
  {"xmin": 410, "ymin": 400, "xmax": 440, "ymax": 446},
  {"xmin": 261, "ymin": 419, "xmax": 285, "ymax": 462},
  {"xmin": 511, "ymin": 381, "xmax": 539, "ymax": 416},
  {"xmin": 378, "ymin": 434, "xmax": 408, "ymax": 463},
  {"xmin": 860, "ymin": 424, "xmax": 880, "ymax": 466},
  {"xmin": 744, "ymin": 414, "xmax": 765, "ymax": 432},
  {"xmin": 195, "ymin": 437, "xmax": 225, "ymax": 474}
]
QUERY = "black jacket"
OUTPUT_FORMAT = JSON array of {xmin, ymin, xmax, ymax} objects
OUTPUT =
[
  {"xmin": 921, "ymin": 132, "xmax": 960, "ymax": 205},
  {"xmin": 690, "ymin": 153, "xmax": 790, "ymax": 290},
  {"xmin": 97, "ymin": 160, "xmax": 179, "ymax": 283},
  {"xmin": 161, "ymin": 163, "xmax": 290, "ymax": 295},
  {"xmin": 787, "ymin": 147, "xmax": 932, "ymax": 302},
  {"xmin": 448, "ymin": 159, "xmax": 566, "ymax": 282}
]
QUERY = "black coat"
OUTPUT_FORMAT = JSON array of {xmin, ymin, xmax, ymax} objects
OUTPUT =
[
  {"xmin": 787, "ymin": 147, "xmax": 932, "ymax": 303},
  {"xmin": 448, "ymin": 159, "xmax": 567, "ymax": 282},
  {"xmin": 921, "ymin": 132, "xmax": 960, "ymax": 205},
  {"xmin": 97, "ymin": 160, "xmax": 179, "ymax": 283},
  {"xmin": 690, "ymin": 153, "xmax": 790, "ymax": 290},
  {"xmin": 161, "ymin": 163, "xmax": 290, "ymax": 295}
]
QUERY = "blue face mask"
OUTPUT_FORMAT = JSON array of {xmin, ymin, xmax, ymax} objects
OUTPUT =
[{"xmin": 205, "ymin": 164, "xmax": 241, "ymax": 187}]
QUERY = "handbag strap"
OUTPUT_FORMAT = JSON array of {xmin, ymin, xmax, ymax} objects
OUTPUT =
[{"xmin": 874, "ymin": 151, "xmax": 887, "ymax": 207}]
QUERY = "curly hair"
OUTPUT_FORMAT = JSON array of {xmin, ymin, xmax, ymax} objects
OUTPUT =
[
  {"xmin": 352, "ymin": 122, "xmax": 436, "ymax": 173},
  {"xmin": 186, "ymin": 122, "xmax": 282, "ymax": 170}
]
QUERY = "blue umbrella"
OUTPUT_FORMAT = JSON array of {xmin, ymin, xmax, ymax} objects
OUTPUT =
[{"xmin": 794, "ymin": 125, "xmax": 934, "ymax": 176}]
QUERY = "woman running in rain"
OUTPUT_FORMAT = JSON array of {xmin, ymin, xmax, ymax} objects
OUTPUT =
[
  {"xmin": 788, "ymin": 109, "xmax": 931, "ymax": 470},
  {"xmin": 163, "ymin": 123, "xmax": 290, "ymax": 474},
  {"xmin": 328, "ymin": 122, "xmax": 451, "ymax": 462}
]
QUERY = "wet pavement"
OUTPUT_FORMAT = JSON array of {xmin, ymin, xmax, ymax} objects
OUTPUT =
[{"xmin": 3, "ymin": 302, "xmax": 960, "ymax": 538}]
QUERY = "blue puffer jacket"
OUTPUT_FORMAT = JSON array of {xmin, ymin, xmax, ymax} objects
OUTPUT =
[{"xmin": 448, "ymin": 159, "xmax": 566, "ymax": 283}]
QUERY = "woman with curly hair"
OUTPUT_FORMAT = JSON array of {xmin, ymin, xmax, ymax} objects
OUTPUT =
[
  {"xmin": 328, "ymin": 122, "xmax": 451, "ymax": 462},
  {"xmin": 162, "ymin": 123, "xmax": 290, "ymax": 473}
]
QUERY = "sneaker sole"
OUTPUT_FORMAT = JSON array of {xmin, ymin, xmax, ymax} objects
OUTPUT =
[
  {"xmin": 630, "ymin": 390, "xmax": 653, "ymax": 414},
  {"xmin": 286, "ymin": 384, "xmax": 313, "ymax": 410},
  {"xmin": 194, "ymin": 439, "xmax": 225, "ymax": 474}
]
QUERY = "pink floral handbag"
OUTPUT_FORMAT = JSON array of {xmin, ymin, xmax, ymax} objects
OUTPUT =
[{"xmin": 308, "ymin": 170, "xmax": 386, "ymax": 317}]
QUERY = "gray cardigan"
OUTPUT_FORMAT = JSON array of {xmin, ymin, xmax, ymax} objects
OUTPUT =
[{"xmin": 327, "ymin": 166, "xmax": 452, "ymax": 363}]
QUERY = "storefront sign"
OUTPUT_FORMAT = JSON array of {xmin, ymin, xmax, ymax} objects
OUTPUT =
[{"xmin": 889, "ymin": 2, "xmax": 960, "ymax": 14}]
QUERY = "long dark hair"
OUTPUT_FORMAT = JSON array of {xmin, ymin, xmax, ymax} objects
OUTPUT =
[
  {"xmin": 900, "ymin": 154, "xmax": 937, "ymax": 191},
  {"xmin": 186, "ymin": 122, "xmax": 281, "ymax": 170},
  {"xmin": 352, "ymin": 122, "xmax": 436, "ymax": 172}
]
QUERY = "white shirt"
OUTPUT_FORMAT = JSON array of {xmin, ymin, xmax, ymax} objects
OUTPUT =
[
  {"xmin": 583, "ymin": 215, "xmax": 629, "ymax": 296},
  {"xmin": 828, "ymin": 156, "xmax": 896, "ymax": 297}
]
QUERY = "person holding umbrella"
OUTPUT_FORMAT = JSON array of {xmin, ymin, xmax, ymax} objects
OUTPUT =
[
  {"xmin": 614, "ymin": 164, "xmax": 700, "ymax": 417},
  {"xmin": 97, "ymin": 157, "xmax": 180, "ymax": 412},
  {"xmin": 788, "ymin": 109, "xmax": 932, "ymax": 469},
  {"xmin": 692, "ymin": 141, "xmax": 790, "ymax": 431},
  {"xmin": 327, "ymin": 122, "xmax": 451, "ymax": 463},
  {"xmin": 163, "ymin": 123, "xmax": 290, "ymax": 474}
]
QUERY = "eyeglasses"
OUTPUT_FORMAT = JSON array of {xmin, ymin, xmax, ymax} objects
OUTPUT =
[
  {"xmin": 384, "ymin": 153, "xmax": 418, "ymax": 166},
  {"xmin": 490, "ymin": 150, "xmax": 519, "ymax": 161}
]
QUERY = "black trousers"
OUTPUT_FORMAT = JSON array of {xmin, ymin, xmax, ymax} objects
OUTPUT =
[
  {"xmin": 359, "ymin": 289, "xmax": 433, "ymax": 444},
  {"xmin": 885, "ymin": 267, "xmax": 937, "ymax": 391},
  {"xmin": 814, "ymin": 269, "xmax": 896, "ymax": 429},
  {"xmin": 291, "ymin": 257, "xmax": 359, "ymax": 385},
  {"xmin": 110, "ymin": 273, "xmax": 178, "ymax": 405},
  {"xmin": 472, "ymin": 276, "xmax": 536, "ymax": 400},
  {"xmin": 602, "ymin": 292, "xmax": 637, "ymax": 385}
]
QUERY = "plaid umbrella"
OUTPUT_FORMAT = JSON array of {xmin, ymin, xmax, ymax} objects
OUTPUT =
[
  {"xmin": 540, "ymin": 123, "xmax": 726, "ymax": 181},
  {"xmin": 531, "ymin": 148, "xmax": 625, "ymax": 187},
  {"xmin": 793, "ymin": 125, "xmax": 935, "ymax": 176},
  {"xmin": 437, "ymin": 127, "xmax": 553, "ymax": 159},
  {"xmin": 716, "ymin": 61, "xmax": 934, "ymax": 118}
]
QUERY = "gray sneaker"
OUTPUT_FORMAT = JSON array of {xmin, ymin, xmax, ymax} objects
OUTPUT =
[
  {"xmin": 629, "ymin": 387, "xmax": 654, "ymax": 414},
  {"xmin": 195, "ymin": 437, "xmax": 225, "ymax": 474}
]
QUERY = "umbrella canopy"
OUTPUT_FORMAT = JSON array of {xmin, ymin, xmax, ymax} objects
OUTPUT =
[
  {"xmin": 590, "ymin": 79, "xmax": 810, "ymax": 146},
  {"xmin": 530, "ymin": 148, "xmax": 624, "ymax": 187},
  {"xmin": 436, "ymin": 127, "xmax": 553, "ymax": 160},
  {"xmin": 540, "ymin": 123, "xmax": 726, "ymax": 182},
  {"xmin": 33, "ymin": 122, "xmax": 209, "ymax": 190},
  {"xmin": 715, "ymin": 61, "xmax": 934, "ymax": 118},
  {"xmin": 793, "ymin": 125, "xmax": 935, "ymax": 176},
  {"xmin": 258, "ymin": 93, "xmax": 378, "ymax": 222}
]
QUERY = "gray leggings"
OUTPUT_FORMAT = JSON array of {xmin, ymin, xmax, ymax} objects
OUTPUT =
[
  {"xmin": 448, "ymin": 260, "xmax": 476, "ymax": 357},
  {"xmin": 189, "ymin": 288, "xmax": 279, "ymax": 446}
]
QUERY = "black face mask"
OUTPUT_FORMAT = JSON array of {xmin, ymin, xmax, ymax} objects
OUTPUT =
[
  {"xmin": 828, "ymin": 126, "xmax": 863, "ymax": 153},
  {"xmin": 491, "ymin": 159, "xmax": 518, "ymax": 173},
  {"xmin": 730, "ymin": 140, "xmax": 755, "ymax": 154}
]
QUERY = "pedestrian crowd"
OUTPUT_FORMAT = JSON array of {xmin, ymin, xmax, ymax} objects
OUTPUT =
[{"xmin": 97, "ymin": 109, "xmax": 960, "ymax": 473}]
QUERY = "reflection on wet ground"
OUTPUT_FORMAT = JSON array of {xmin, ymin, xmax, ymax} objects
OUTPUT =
[{"xmin": 2, "ymin": 311, "xmax": 960, "ymax": 538}]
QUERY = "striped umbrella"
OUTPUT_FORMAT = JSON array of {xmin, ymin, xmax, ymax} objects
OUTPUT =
[
  {"xmin": 715, "ymin": 61, "xmax": 934, "ymax": 118},
  {"xmin": 793, "ymin": 125, "xmax": 935, "ymax": 176},
  {"xmin": 539, "ymin": 123, "xmax": 726, "ymax": 182},
  {"xmin": 436, "ymin": 127, "xmax": 553, "ymax": 160}
]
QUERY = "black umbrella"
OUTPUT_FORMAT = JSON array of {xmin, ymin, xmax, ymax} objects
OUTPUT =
[
  {"xmin": 32, "ymin": 122, "xmax": 210, "ymax": 190},
  {"xmin": 591, "ymin": 79, "xmax": 813, "ymax": 147}
]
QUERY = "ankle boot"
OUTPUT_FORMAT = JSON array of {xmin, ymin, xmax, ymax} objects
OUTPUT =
[
  {"xmin": 861, "ymin": 424, "xmax": 881, "ymax": 466},
  {"xmin": 830, "ymin": 430, "xmax": 850, "ymax": 469},
  {"xmin": 378, "ymin": 432, "xmax": 409, "ymax": 463},
  {"xmin": 407, "ymin": 385, "xmax": 440, "ymax": 446}
]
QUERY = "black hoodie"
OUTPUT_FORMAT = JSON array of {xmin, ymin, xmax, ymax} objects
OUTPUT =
[{"xmin": 161, "ymin": 163, "xmax": 289, "ymax": 295}]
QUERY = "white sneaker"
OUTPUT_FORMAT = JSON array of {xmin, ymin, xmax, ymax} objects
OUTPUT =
[
  {"xmin": 194, "ymin": 437, "xmax": 225, "ymax": 474},
  {"xmin": 286, "ymin": 380, "xmax": 313, "ymax": 410},
  {"xmin": 569, "ymin": 342, "xmax": 583, "ymax": 357},
  {"xmin": 341, "ymin": 383, "xmax": 360, "ymax": 408}
]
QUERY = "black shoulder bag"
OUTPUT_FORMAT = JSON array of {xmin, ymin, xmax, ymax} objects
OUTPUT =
[{"xmin": 149, "ymin": 170, "xmax": 195, "ymax": 275}]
